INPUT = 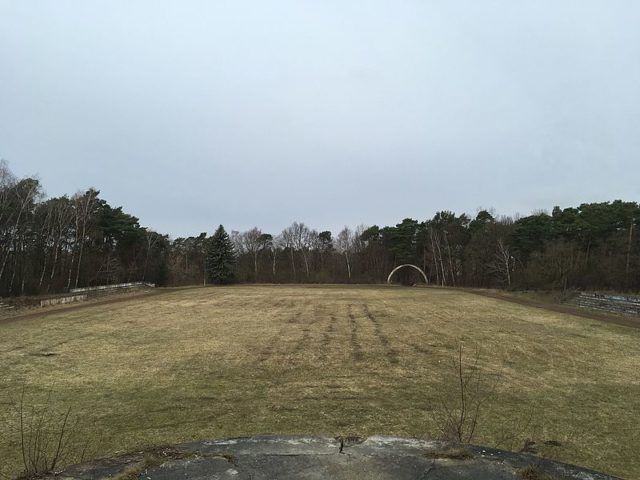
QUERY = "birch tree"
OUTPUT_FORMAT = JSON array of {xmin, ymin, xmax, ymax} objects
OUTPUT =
[
  {"xmin": 280, "ymin": 225, "xmax": 296, "ymax": 279},
  {"xmin": 241, "ymin": 227, "xmax": 263, "ymax": 281},
  {"xmin": 0, "ymin": 177, "xmax": 41, "ymax": 284},
  {"xmin": 264, "ymin": 233, "xmax": 280, "ymax": 279},
  {"xmin": 142, "ymin": 229, "xmax": 160, "ymax": 282},
  {"xmin": 487, "ymin": 238, "xmax": 514, "ymax": 287},
  {"xmin": 335, "ymin": 227, "xmax": 354, "ymax": 280},
  {"xmin": 70, "ymin": 189, "xmax": 98, "ymax": 290}
]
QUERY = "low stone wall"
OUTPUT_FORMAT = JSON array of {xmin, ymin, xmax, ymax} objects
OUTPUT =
[
  {"xmin": 0, "ymin": 301, "xmax": 14, "ymax": 311},
  {"xmin": 571, "ymin": 292, "xmax": 640, "ymax": 315},
  {"xmin": 40, "ymin": 294, "xmax": 88, "ymax": 307},
  {"xmin": 70, "ymin": 282, "xmax": 155, "ymax": 294}
]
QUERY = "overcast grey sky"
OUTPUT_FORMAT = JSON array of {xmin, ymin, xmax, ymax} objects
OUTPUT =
[{"xmin": 1, "ymin": 1, "xmax": 639, "ymax": 238}]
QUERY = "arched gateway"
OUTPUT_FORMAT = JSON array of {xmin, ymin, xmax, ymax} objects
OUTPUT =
[{"xmin": 386, "ymin": 264, "xmax": 429, "ymax": 285}]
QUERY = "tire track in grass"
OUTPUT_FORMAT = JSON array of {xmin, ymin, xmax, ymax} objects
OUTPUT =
[
  {"xmin": 292, "ymin": 303, "xmax": 321, "ymax": 356},
  {"xmin": 292, "ymin": 326, "xmax": 311, "ymax": 355},
  {"xmin": 292, "ymin": 300, "xmax": 322, "ymax": 355},
  {"xmin": 409, "ymin": 343, "xmax": 430, "ymax": 355},
  {"xmin": 258, "ymin": 309, "xmax": 302, "ymax": 363},
  {"xmin": 260, "ymin": 300, "xmax": 318, "ymax": 365},
  {"xmin": 348, "ymin": 304, "xmax": 363, "ymax": 361},
  {"xmin": 362, "ymin": 304, "xmax": 399, "ymax": 364},
  {"xmin": 319, "ymin": 315, "xmax": 337, "ymax": 362}
]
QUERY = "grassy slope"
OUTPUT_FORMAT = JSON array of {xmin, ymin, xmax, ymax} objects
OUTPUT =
[{"xmin": 1, "ymin": 285, "xmax": 638, "ymax": 478}]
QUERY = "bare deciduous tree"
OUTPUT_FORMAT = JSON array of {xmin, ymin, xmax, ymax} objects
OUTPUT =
[
  {"xmin": 488, "ymin": 238, "xmax": 514, "ymax": 287},
  {"xmin": 241, "ymin": 227, "xmax": 263, "ymax": 281},
  {"xmin": 335, "ymin": 227, "xmax": 354, "ymax": 280},
  {"xmin": 281, "ymin": 222, "xmax": 312, "ymax": 278},
  {"xmin": 280, "ymin": 225, "xmax": 296, "ymax": 279},
  {"xmin": 266, "ymin": 233, "xmax": 281, "ymax": 279},
  {"xmin": 142, "ymin": 230, "xmax": 161, "ymax": 282},
  {"xmin": 70, "ymin": 189, "xmax": 98, "ymax": 290},
  {"xmin": 0, "ymin": 175, "xmax": 41, "ymax": 284}
]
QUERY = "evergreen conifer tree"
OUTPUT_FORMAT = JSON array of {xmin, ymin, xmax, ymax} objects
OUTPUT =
[{"xmin": 206, "ymin": 225, "xmax": 236, "ymax": 284}]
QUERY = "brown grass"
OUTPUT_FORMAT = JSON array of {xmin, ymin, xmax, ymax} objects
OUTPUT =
[{"xmin": 1, "ymin": 285, "xmax": 639, "ymax": 478}]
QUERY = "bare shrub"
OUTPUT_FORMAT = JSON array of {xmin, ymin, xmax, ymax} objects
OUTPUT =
[
  {"xmin": 433, "ymin": 342, "xmax": 543, "ymax": 454},
  {"xmin": 435, "ymin": 342, "xmax": 496, "ymax": 444},
  {"xmin": 6, "ymin": 388, "xmax": 98, "ymax": 478}
]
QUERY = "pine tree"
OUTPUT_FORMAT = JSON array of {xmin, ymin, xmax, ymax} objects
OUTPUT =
[{"xmin": 206, "ymin": 225, "xmax": 236, "ymax": 284}]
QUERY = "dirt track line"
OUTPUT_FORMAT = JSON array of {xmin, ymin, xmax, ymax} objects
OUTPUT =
[
  {"xmin": 464, "ymin": 289, "xmax": 640, "ymax": 330},
  {"xmin": 0, "ymin": 287, "xmax": 198, "ymax": 326},
  {"xmin": 362, "ymin": 304, "xmax": 399, "ymax": 364},
  {"xmin": 258, "ymin": 315, "xmax": 297, "ymax": 363},
  {"xmin": 348, "ymin": 304, "xmax": 363, "ymax": 361},
  {"xmin": 319, "ymin": 314, "xmax": 337, "ymax": 362}
]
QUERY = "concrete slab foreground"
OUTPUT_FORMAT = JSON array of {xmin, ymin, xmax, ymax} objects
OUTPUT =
[{"xmin": 53, "ymin": 435, "xmax": 619, "ymax": 480}]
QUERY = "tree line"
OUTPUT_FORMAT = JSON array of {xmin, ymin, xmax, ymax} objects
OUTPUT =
[
  {"xmin": 0, "ymin": 161, "xmax": 170, "ymax": 296},
  {"xmin": 218, "ymin": 203, "xmax": 639, "ymax": 292},
  {"xmin": 1, "ymin": 160, "xmax": 639, "ymax": 296}
]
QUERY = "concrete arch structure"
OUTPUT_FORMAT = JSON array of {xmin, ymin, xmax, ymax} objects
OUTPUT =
[{"xmin": 386, "ymin": 264, "xmax": 429, "ymax": 285}]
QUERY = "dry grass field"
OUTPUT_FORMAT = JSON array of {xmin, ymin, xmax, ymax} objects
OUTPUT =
[{"xmin": 1, "ymin": 285, "xmax": 639, "ymax": 478}]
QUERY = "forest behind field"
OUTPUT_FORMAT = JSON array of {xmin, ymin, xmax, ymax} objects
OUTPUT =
[{"xmin": 1, "ymin": 160, "xmax": 639, "ymax": 296}]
